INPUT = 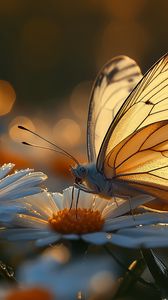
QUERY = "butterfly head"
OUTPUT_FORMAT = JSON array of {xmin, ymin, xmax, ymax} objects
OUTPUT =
[{"xmin": 71, "ymin": 165, "xmax": 88, "ymax": 183}]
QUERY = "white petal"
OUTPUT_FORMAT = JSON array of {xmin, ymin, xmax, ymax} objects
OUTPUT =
[
  {"xmin": 104, "ymin": 212, "xmax": 168, "ymax": 231},
  {"xmin": 117, "ymin": 224, "xmax": 168, "ymax": 237},
  {"xmin": 111, "ymin": 233, "xmax": 168, "ymax": 249},
  {"xmin": 93, "ymin": 197, "xmax": 109, "ymax": 213},
  {"xmin": 36, "ymin": 234, "xmax": 61, "ymax": 247},
  {"xmin": 12, "ymin": 214, "xmax": 48, "ymax": 229},
  {"xmin": 16, "ymin": 191, "xmax": 57, "ymax": 219},
  {"xmin": 0, "ymin": 228, "xmax": 51, "ymax": 241},
  {"xmin": 104, "ymin": 195, "xmax": 154, "ymax": 220},
  {"xmin": 52, "ymin": 192, "xmax": 64, "ymax": 210},
  {"xmin": 0, "ymin": 171, "xmax": 47, "ymax": 201},
  {"xmin": 62, "ymin": 187, "xmax": 95, "ymax": 209},
  {"xmin": 82, "ymin": 232, "xmax": 108, "ymax": 245},
  {"xmin": 112, "ymin": 224, "xmax": 168, "ymax": 248},
  {"xmin": 110, "ymin": 233, "xmax": 142, "ymax": 248},
  {"xmin": 62, "ymin": 187, "xmax": 73, "ymax": 209},
  {"xmin": 0, "ymin": 206, "xmax": 27, "ymax": 225},
  {"xmin": 0, "ymin": 187, "xmax": 44, "ymax": 201},
  {"xmin": 0, "ymin": 169, "xmax": 34, "ymax": 189},
  {"xmin": 63, "ymin": 234, "xmax": 79, "ymax": 240},
  {"xmin": 101, "ymin": 201, "xmax": 123, "ymax": 219},
  {"xmin": 77, "ymin": 190, "xmax": 95, "ymax": 209},
  {"xmin": 0, "ymin": 163, "xmax": 15, "ymax": 179}
]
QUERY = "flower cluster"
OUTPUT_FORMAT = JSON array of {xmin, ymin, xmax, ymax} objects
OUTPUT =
[
  {"xmin": 1, "ymin": 181, "xmax": 168, "ymax": 249},
  {"xmin": 0, "ymin": 162, "xmax": 167, "ymax": 299}
]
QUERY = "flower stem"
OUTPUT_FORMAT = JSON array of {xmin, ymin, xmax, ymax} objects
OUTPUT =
[
  {"xmin": 64, "ymin": 239, "xmax": 89, "ymax": 258},
  {"xmin": 142, "ymin": 249, "xmax": 168, "ymax": 299},
  {"xmin": 104, "ymin": 245, "xmax": 156, "ymax": 293}
]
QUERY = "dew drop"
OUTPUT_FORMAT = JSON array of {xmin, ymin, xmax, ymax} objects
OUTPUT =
[{"xmin": 106, "ymin": 233, "xmax": 112, "ymax": 240}]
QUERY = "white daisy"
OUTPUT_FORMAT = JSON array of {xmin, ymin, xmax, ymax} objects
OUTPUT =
[
  {"xmin": 0, "ymin": 163, "xmax": 47, "ymax": 200},
  {"xmin": 1, "ymin": 251, "xmax": 118, "ymax": 300},
  {"xmin": 1, "ymin": 187, "xmax": 168, "ymax": 248}
]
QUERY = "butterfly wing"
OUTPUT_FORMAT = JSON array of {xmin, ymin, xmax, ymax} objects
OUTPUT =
[
  {"xmin": 104, "ymin": 120, "xmax": 168, "ymax": 202},
  {"xmin": 97, "ymin": 53, "xmax": 168, "ymax": 171},
  {"xmin": 87, "ymin": 56, "xmax": 142, "ymax": 162}
]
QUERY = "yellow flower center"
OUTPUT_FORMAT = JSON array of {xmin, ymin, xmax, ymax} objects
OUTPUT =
[
  {"xmin": 48, "ymin": 208, "xmax": 104, "ymax": 234},
  {"xmin": 6, "ymin": 287, "xmax": 53, "ymax": 300}
]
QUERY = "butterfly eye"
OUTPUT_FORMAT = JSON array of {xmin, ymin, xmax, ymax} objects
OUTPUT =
[
  {"xmin": 75, "ymin": 177, "xmax": 82, "ymax": 184},
  {"xmin": 79, "ymin": 167, "xmax": 86, "ymax": 174}
]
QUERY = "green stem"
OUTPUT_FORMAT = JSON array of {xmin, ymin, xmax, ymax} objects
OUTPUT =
[
  {"xmin": 104, "ymin": 245, "xmax": 156, "ymax": 295},
  {"xmin": 142, "ymin": 249, "xmax": 168, "ymax": 299},
  {"xmin": 64, "ymin": 239, "xmax": 89, "ymax": 258}
]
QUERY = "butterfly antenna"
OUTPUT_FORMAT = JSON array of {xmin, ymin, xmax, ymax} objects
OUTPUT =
[
  {"xmin": 18, "ymin": 126, "xmax": 79, "ymax": 165},
  {"xmin": 22, "ymin": 141, "xmax": 77, "ymax": 161}
]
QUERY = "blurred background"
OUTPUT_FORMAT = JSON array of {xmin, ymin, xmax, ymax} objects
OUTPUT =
[{"xmin": 0, "ymin": 0, "xmax": 167, "ymax": 190}]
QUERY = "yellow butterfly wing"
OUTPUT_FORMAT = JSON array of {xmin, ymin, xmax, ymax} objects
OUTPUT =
[
  {"xmin": 104, "ymin": 120, "xmax": 168, "ymax": 202},
  {"xmin": 87, "ymin": 56, "xmax": 142, "ymax": 162},
  {"xmin": 97, "ymin": 53, "xmax": 168, "ymax": 170}
]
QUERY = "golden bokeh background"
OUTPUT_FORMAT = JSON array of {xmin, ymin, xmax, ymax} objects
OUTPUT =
[{"xmin": 0, "ymin": 0, "xmax": 167, "ymax": 190}]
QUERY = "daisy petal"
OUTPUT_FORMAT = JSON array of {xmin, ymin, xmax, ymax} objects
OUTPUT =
[
  {"xmin": 0, "ymin": 228, "xmax": 51, "ymax": 241},
  {"xmin": 0, "ymin": 205, "xmax": 27, "ymax": 223},
  {"xmin": 0, "ymin": 187, "xmax": 44, "ymax": 201},
  {"xmin": 63, "ymin": 234, "xmax": 79, "ymax": 240},
  {"xmin": 82, "ymin": 232, "xmax": 108, "ymax": 245},
  {"xmin": 12, "ymin": 214, "xmax": 48, "ymax": 228},
  {"xmin": 0, "ymin": 163, "xmax": 15, "ymax": 179},
  {"xmin": 112, "ymin": 225, "xmax": 168, "ymax": 248},
  {"xmin": 104, "ymin": 212, "xmax": 168, "ymax": 231},
  {"xmin": 17, "ymin": 191, "xmax": 56, "ymax": 219},
  {"xmin": 105, "ymin": 195, "xmax": 154, "ymax": 220},
  {"xmin": 0, "ymin": 169, "xmax": 34, "ymax": 190},
  {"xmin": 36, "ymin": 234, "xmax": 61, "ymax": 247},
  {"xmin": 0, "ymin": 171, "xmax": 47, "ymax": 201},
  {"xmin": 93, "ymin": 197, "xmax": 110, "ymax": 212},
  {"xmin": 52, "ymin": 192, "xmax": 64, "ymax": 210}
]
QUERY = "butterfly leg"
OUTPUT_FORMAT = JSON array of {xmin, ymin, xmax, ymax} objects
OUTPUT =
[
  {"xmin": 70, "ymin": 185, "xmax": 88, "ymax": 216},
  {"xmin": 114, "ymin": 193, "xmax": 136, "ymax": 221},
  {"xmin": 75, "ymin": 188, "xmax": 80, "ymax": 218},
  {"xmin": 128, "ymin": 196, "xmax": 135, "ymax": 222},
  {"xmin": 70, "ymin": 185, "xmax": 83, "ymax": 217},
  {"xmin": 74, "ymin": 183, "xmax": 98, "ymax": 194},
  {"xmin": 69, "ymin": 185, "xmax": 75, "ymax": 210},
  {"xmin": 113, "ymin": 195, "xmax": 119, "ymax": 208}
]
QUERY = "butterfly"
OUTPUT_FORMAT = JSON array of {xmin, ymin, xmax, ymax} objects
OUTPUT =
[
  {"xmin": 19, "ymin": 53, "xmax": 168, "ymax": 203},
  {"xmin": 70, "ymin": 53, "xmax": 168, "ymax": 202}
]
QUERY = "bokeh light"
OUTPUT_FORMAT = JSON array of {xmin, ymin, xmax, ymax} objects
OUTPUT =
[
  {"xmin": 103, "ymin": 0, "xmax": 146, "ymax": 20},
  {"xmin": 9, "ymin": 116, "xmax": 35, "ymax": 142},
  {"xmin": 70, "ymin": 81, "xmax": 91, "ymax": 120},
  {"xmin": 43, "ymin": 244, "xmax": 70, "ymax": 264},
  {"xmin": 0, "ymin": 80, "xmax": 16, "ymax": 116},
  {"xmin": 89, "ymin": 271, "xmax": 118, "ymax": 299},
  {"xmin": 53, "ymin": 118, "xmax": 81, "ymax": 147}
]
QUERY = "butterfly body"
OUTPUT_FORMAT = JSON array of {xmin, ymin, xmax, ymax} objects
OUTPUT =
[
  {"xmin": 71, "ymin": 163, "xmax": 142, "ymax": 199},
  {"xmin": 71, "ymin": 163, "xmax": 112, "ymax": 195}
]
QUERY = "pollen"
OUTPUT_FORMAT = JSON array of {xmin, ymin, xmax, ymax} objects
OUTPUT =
[
  {"xmin": 6, "ymin": 287, "xmax": 53, "ymax": 300},
  {"xmin": 48, "ymin": 208, "xmax": 104, "ymax": 234}
]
